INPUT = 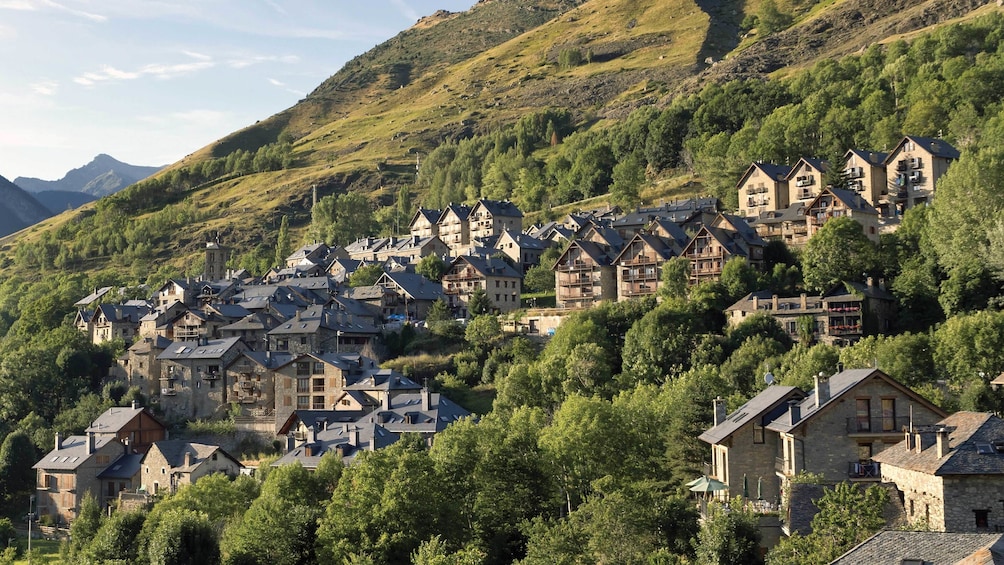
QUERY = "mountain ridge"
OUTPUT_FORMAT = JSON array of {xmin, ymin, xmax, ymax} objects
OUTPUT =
[
  {"xmin": 0, "ymin": 175, "xmax": 52, "ymax": 238},
  {"xmin": 14, "ymin": 154, "xmax": 163, "ymax": 198}
]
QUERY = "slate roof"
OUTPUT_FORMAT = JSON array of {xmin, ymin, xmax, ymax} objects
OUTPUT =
[
  {"xmin": 808, "ymin": 187, "xmax": 879, "ymax": 215},
  {"xmin": 472, "ymin": 198, "xmax": 523, "ymax": 218},
  {"xmin": 883, "ymin": 136, "xmax": 961, "ymax": 162},
  {"xmin": 612, "ymin": 232, "xmax": 680, "ymax": 265},
  {"xmin": 560, "ymin": 239, "xmax": 617, "ymax": 267},
  {"xmin": 699, "ymin": 386, "xmax": 805, "ymax": 445},
  {"xmin": 647, "ymin": 218, "xmax": 691, "ymax": 248},
  {"xmin": 736, "ymin": 162, "xmax": 791, "ymax": 187},
  {"xmin": 86, "ymin": 405, "xmax": 163, "ymax": 435},
  {"xmin": 272, "ymin": 422, "xmax": 400, "ymax": 468},
  {"xmin": 831, "ymin": 530, "xmax": 1004, "ymax": 565},
  {"xmin": 34, "ymin": 435, "xmax": 119, "ymax": 471},
  {"xmin": 750, "ymin": 203, "xmax": 806, "ymax": 227},
  {"xmin": 724, "ymin": 291, "xmax": 825, "ymax": 315},
  {"xmin": 157, "ymin": 336, "xmax": 244, "ymax": 361},
  {"xmin": 97, "ymin": 453, "xmax": 144, "ymax": 480},
  {"xmin": 766, "ymin": 368, "xmax": 937, "ymax": 434},
  {"xmin": 824, "ymin": 280, "xmax": 896, "ymax": 302},
  {"xmin": 411, "ymin": 208, "xmax": 441, "ymax": 226},
  {"xmin": 128, "ymin": 335, "xmax": 173, "ymax": 354},
  {"xmin": 358, "ymin": 390, "xmax": 473, "ymax": 434},
  {"xmin": 343, "ymin": 369, "xmax": 420, "ymax": 391},
  {"xmin": 844, "ymin": 148, "xmax": 888, "ymax": 166},
  {"xmin": 438, "ymin": 203, "xmax": 472, "ymax": 223},
  {"xmin": 873, "ymin": 412, "xmax": 1004, "ymax": 476},
  {"xmin": 786, "ymin": 157, "xmax": 829, "ymax": 178},
  {"xmin": 612, "ymin": 198, "xmax": 719, "ymax": 228},
  {"xmin": 449, "ymin": 255, "xmax": 521, "ymax": 279},
  {"xmin": 376, "ymin": 271, "xmax": 444, "ymax": 301},
  {"xmin": 150, "ymin": 440, "xmax": 242, "ymax": 472},
  {"xmin": 96, "ymin": 303, "xmax": 150, "ymax": 323},
  {"xmin": 75, "ymin": 286, "xmax": 113, "ymax": 307}
]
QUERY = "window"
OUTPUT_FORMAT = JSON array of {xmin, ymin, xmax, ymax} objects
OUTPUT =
[
  {"xmin": 857, "ymin": 443, "xmax": 873, "ymax": 461},
  {"xmin": 312, "ymin": 395, "xmax": 325, "ymax": 409},
  {"xmin": 855, "ymin": 398, "xmax": 871, "ymax": 432},
  {"xmin": 881, "ymin": 398, "xmax": 896, "ymax": 432},
  {"xmin": 313, "ymin": 362, "xmax": 325, "ymax": 375},
  {"xmin": 753, "ymin": 423, "xmax": 765, "ymax": 444},
  {"xmin": 312, "ymin": 378, "xmax": 324, "ymax": 392},
  {"xmin": 296, "ymin": 362, "xmax": 310, "ymax": 376},
  {"xmin": 300, "ymin": 336, "xmax": 308, "ymax": 345},
  {"xmin": 296, "ymin": 378, "xmax": 309, "ymax": 393},
  {"xmin": 975, "ymin": 509, "xmax": 990, "ymax": 529},
  {"xmin": 297, "ymin": 396, "xmax": 309, "ymax": 409}
]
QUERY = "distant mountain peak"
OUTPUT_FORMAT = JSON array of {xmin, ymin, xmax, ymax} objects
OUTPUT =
[{"xmin": 13, "ymin": 155, "xmax": 163, "ymax": 198}]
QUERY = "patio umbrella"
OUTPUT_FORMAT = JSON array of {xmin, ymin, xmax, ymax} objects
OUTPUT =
[
  {"xmin": 757, "ymin": 476, "xmax": 763, "ymax": 501},
  {"xmin": 689, "ymin": 476, "xmax": 728, "ymax": 493},
  {"xmin": 685, "ymin": 475, "xmax": 707, "ymax": 487},
  {"xmin": 742, "ymin": 473, "xmax": 749, "ymax": 499}
]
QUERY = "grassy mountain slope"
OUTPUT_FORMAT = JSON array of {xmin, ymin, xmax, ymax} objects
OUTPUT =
[{"xmin": 0, "ymin": 0, "xmax": 994, "ymax": 277}]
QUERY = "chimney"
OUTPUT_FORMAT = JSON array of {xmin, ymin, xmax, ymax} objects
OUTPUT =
[
  {"xmin": 131, "ymin": 399, "xmax": 139, "ymax": 410},
  {"xmin": 814, "ymin": 372, "xmax": 830, "ymax": 407},
  {"xmin": 383, "ymin": 393, "xmax": 391, "ymax": 411},
  {"xmin": 915, "ymin": 431, "xmax": 935, "ymax": 453},
  {"xmin": 936, "ymin": 428, "xmax": 951, "ymax": 458},
  {"xmin": 800, "ymin": 293, "xmax": 807, "ymax": 309},
  {"xmin": 422, "ymin": 387, "xmax": 432, "ymax": 411},
  {"xmin": 184, "ymin": 451, "xmax": 192, "ymax": 467},
  {"xmin": 350, "ymin": 427, "xmax": 360, "ymax": 446},
  {"xmin": 713, "ymin": 397, "xmax": 727, "ymax": 427},
  {"xmin": 307, "ymin": 425, "xmax": 317, "ymax": 444},
  {"xmin": 55, "ymin": 431, "xmax": 62, "ymax": 451},
  {"xmin": 788, "ymin": 399, "xmax": 801, "ymax": 425},
  {"xmin": 773, "ymin": 295, "xmax": 779, "ymax": 310},
  {"xmin": 903, "ymin": 429, "xmax": 915, "ymax": 451},
  {"xmin": 285, "ymin": 434, "xmax": 295, "ymax": 453},
  {"xmin": 86, "ymin": 432, "xmax": 95, "ymax": 455},
  {"xmin": 752, "ymin": 295, "xmax": 759, "ymax": 310}
]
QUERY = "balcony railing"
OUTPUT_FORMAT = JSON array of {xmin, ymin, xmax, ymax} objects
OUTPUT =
[
  {"xmin": 846, "ymin": 416, "xmax": 911, "ymax": 434},
  {"xmin": 829, "ymin": 324, "xmax": 862, "ymax": 336},
  {"xmin": 848, "ymin": 461, "xmax": 880, "ymax": 479},
  {"xmin": 828, "ymin": 305, "xmax": 861, "ymax": 312}
]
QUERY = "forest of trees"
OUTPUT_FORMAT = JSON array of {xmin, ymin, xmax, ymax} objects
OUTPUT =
[{"xmin": 1, "ymin": 11, "xmax": 1004, "ymax": 565}]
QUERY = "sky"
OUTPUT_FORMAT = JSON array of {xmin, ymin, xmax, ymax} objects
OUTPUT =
[{"xmin": 0, "ymin": 0, "xmax": 476, "ymax": 181}]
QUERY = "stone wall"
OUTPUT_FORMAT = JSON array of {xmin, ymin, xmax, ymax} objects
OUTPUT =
[
  {"xmin": 880, "ymin": 464, "xmax": 946, "ymax": 530},
  {"xmin": 944, "ymin": 476, "xmax": 1004, "ymax": 532}
]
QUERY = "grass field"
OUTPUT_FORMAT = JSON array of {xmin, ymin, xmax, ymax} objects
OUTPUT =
[{"xmin": 12, "ymin": 538, "xmax": 64, "ymax": 564}]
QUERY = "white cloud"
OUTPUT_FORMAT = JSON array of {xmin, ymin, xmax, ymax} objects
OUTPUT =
[
  {"xmin": 228, "ymin": 54, "xmax": 299, "ymax": 69},
  {"xmin": 263, "ymin": 0, "xmax": 286, "ymax": 15},
  {"xmin": 182, "ymin": 50, "xmax": 212, "ymax": 62},
  {"xmin": 0, "ymin": 1, "xmax": 38, "ymax": 10},
  {"xmin": 267, "ymin": 78, "xmax": 284, "ymax": 86},
  {"xmin": 30, "ymin": 80, "xmax": 58, "ymax": 95},
  {"xmin": 73, "ymin": 59, "xmax": 214, "ymax": 86},
  {"xmin": 2, "ymin": 0, "xmax": 107, "ymax": 21}
]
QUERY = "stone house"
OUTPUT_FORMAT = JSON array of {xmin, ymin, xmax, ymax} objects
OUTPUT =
[
  {"xmin": 699, "ymin": 387, "xmax": 807, "ymax": 507},
  {"xmin": 121, "ymin": 335, "xmax": 173, "ymax": 397},
  {"xmin": 468, "ymin": 199, "xmax": 523, "ymax": 245},
  {"xmin": 227, "ymin": 350, "xmax": 290, "ymax": 428},
  {"xmin": 611, "ymin": 198, "xmax": 719, "ymax": 239},
  {"xmin": 138, "ymin": 301, "xmax": 188, "ymax": 340},
  {"xmin": 272, "ymin": 352, "xmax": 366, "ymax": 432},
  {"xmin": 140, "ymin": 441, "xmax": 243, "ymax": 495},
  {"xmin": 33, "ymin": 433, "xmax": 131, "ymax": 525},
  {"xmin": 272, "ymin": 422, "xmax": 400, "ymax": 468},
  {"xmin": 737, "ymin": 162, "xmax": 791, "ymax": 220},
  {"xmin": 682, "ymin": 214, "xmax": 766, "ymax": 285},
  {"xmin": 91, "ymin": 302, "xmax": 151, "ymax": 346},
  {"xmin": 804, "ymin": 187, "xmax": 882, "ymax": 243},
  {"xmin": 153, "ymin": 279, "xmax": 201, "ymax": 308},
  {"xmin": 85, "ymin": 402, "xmax": 167, "ymax": 454},
  {"xmin": 873, "ymin": 412, "xmax": 1004, "ymax": 533},
  {"xmin": 766, "ymin": 368, "xmax": 947, "ymax": 500},
  {"xmin": 266, "ymin": 305, "xmax": 379, "ymax": 355},
  {"xmin": 442, "ymin": 255, "xmax": 521, "ymax": 317},
  {"xmin": 354, "ymin": 387, "xmax": 473, "ymax": 441},
  {"xmin": 831, "ymin": 530, "xmax": 1004, "ymax": 564},
  {"xmin": 842, "ymin": 149, "xmax": 890, "ymax": 217},
  {"xmin": 409, "ymin": 208, "xmax": 441, "ymax": 239},
  {"xmin": 493, "ymin": 229, "xmax": 552, "ymax": 274},
  {"xmin": 553, "ymin": 240, "xmax": 618, "ymax": 309},
  {"xmin": 612, "ymin": 232, "xmax": 681, "ymax": 301},
  {"xmin": 785, "ymin": 158, "xmax": 829, "ymax": 205},
  {"xmin": 437, "ymin": 203, "xmax": 473, "ymax": 252},
  {"xmin": 373, "ymin": 235, "xmax": 450, "ymax": 263},
  {"xmin": 750, "ymin": 204, "xmax": 809, "ymax": 247},
  {"xmin": 883, "ymin": 135, "xmax": 960, "ymax": 215},
  {"xmin": 725, "ymin": 279, "xmax": 896, "ymax": 345},
  {"xmin": 156, "ymin": 336, "xmax": 248, "ymax": 422},
  {"xmin": 374, "ymin": 271, "xmax": 445, "ymax": 320},
  {"xmin": 344, "ymin": 237, "xmax": 392, "ymax": 262},
  {"xmin": 284, "ymin": 242, "xmax": 331, "ymax": 269}
]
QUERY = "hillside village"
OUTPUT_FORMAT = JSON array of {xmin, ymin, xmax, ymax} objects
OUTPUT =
[{"xmin": 28, "ymin": 129, "xmax": 1004, "ymax": 561}]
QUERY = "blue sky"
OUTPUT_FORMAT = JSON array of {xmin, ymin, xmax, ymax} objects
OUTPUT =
[{"xmin": 0, "ymin": 0, "xmax": 475, "ymax": 181}]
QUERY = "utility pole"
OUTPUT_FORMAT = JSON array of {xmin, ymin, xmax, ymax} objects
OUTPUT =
[{"xmin": 27, "ymin": 495, "xmax": 34, "ymax": 562}]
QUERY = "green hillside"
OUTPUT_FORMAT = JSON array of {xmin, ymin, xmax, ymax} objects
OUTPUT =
[{"xmin": 0, "ymin": 0, "xmax": 997, "ymax": 280}]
